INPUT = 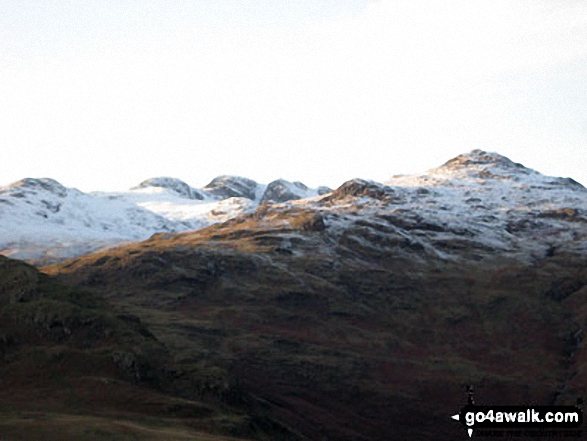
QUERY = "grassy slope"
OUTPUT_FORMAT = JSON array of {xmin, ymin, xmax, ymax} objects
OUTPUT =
[
  {"xmin": 0, "ymin": 255, "xmax": 258, "ymax": 441},
  {"xmin": 43, "ymin": 212, "xmax": 587, "ymax": 440}
]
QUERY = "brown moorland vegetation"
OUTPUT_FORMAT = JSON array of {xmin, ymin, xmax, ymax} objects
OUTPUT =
[{"xmin": 36, "ymin": 203, "xmax": 587, "ymax": 440}]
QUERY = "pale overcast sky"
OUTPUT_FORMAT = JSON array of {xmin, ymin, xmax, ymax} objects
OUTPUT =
[{"xmin": 1, "ymin": 0, "xmax": 586, "ymax": 191}]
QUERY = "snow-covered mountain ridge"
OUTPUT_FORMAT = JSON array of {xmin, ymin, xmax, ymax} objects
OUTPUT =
[
  {"xmin": 305, "ymin": 149, "xmax": 586, "ymax": 263},
  {"xmin": 1, "ymin": 149, "xmax": 585, "ymax": 264},
  {"xmin": 224, "ymin": 149, "xmax": 585, "ymax": 265},
  {"xmin": 0, "ymin": 175, "xmax": 328, "ymax": 263}
]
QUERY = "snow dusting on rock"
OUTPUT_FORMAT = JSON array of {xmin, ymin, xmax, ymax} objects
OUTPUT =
[
  {"xmin": 1, "ymin": 151, "xmax": 585, "ymax": 264},
  {"xmin": 0, "ymin": 175, "xmax": 326, "ymax": 263}
]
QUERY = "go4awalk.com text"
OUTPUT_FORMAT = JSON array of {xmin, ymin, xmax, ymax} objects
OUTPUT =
[{"xmin": 451, "ymin": 404, "xmax": 582, "ymax": 438}]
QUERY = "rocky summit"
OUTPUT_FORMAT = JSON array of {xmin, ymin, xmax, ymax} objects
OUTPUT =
[
  {"xmin": 135, "ymin": 177, "xmax": 205, "ymax": 200},
  {"xmin": 1, "ymin": 150, "xmax": 587, "ymax": 440}
]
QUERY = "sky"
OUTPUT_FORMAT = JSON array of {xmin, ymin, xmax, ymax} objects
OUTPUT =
[{"xmin": 1, "ymin": 0, "xmax": 586, "ymax": 191}]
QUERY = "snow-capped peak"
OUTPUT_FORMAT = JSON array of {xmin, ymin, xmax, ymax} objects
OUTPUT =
[
  {"xmin": 429, "ymin": 149, "xmax": 538, "ymax": 183},
  {"xmin": 0, "ymin": 173, "xmax": 330, "ymax": 263},
  {"xmin": 440, "ymin": 149, "xmax": 528, "ymax": 171},
  {"xmin": 3, "ymin": 177, "xmax": 72, "ymax": 198},
  {"xmin": 261, "ymin": 179, "xmax": 324, "ymax": 203},
  {"xmin": 203, "ymin": 175, "xmax": 259, "ymax": 200},
  {"xmin": 1, "ymin": 150, "xmax": 584, "ymax": 265},
  {"xmin": 133, "ymin": 177, "xmax": 204, "ymax": 200},
  {"xmin": 388, "ymin": 150, "xmax": 584, "ymax": 190}
]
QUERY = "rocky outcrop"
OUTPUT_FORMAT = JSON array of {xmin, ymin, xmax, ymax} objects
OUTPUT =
[
  {"xmin": 261, "ymin": 179, "xmax": 305, "ymax": 203},
  {"xmin": 438, "ymin": 149, "xmax": 529, "ymax": 173},
  {"xmin": 317, "ymin": 185, "xmax": 332, "ymax": 195},
  {"xmin": 202, "ymin": 175, "xmax": 259, "ymax": 200},
  {"xmin": 321, "ymin": 178, "xmax": 395, "ymax": 202},
  {"xmin": 2, "ymin": 178, "xmax": 70, "ymax": 198},
  {"xmin": 135, "ymin": 177, "xmax": 204, "ymax": 200}
]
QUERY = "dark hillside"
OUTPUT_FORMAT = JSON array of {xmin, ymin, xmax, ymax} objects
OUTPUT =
[
  {"xmin": 0, "ymin": 255, "xmax": 272, "ymax": 440},
  {"xmin": 44, "ymin": 206, "xmax": 587, "ymax": 440}
]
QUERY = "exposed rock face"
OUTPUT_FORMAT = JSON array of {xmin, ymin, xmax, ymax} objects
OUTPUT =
[
  {"xmin": 202, "ymin": 175, "xmax": 259, "ymax": 200},
  {"xmin": 316, "ymin": 185, "xmax": 332, "ymax": 195},
  {"xmin": 419, "ymin": 149, "xmax": 569, "ymax": 185},
  {"xmin": 135, "ymin": 177, "xmax": 204, "ymax": 200},
  {"xmin": 261, "ymin": 179, "xmax": 305, "ymax": 203},
  {"xmin": 538, "ymin": 207, "xmax": 586, "ymax": 222},
  {"xmin": 321, "ymin": 178, "xmax": 395, "ymax": 202},
  {"xmin": 439, "ymin": 148, "xmax": 528, "ymax": 172},
  {"xmin": 550, "ymin": 177, "xmax": 585, "ymax": 188},
  {"xmin": 292, "ymin": 181, "xmax": 307, "ymax": 190},
  {"xmin": 3, "ymin": 178, "xmax": 70, "ymax": 198}
]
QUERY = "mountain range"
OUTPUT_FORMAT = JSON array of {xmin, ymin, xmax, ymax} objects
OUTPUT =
[
  {"xmin": 0, "ymin": 175, "xmax": 331, "ymax": 263},
  {"xmin": 1, "ymin": 149, "xmax": 587, "ymax": 440}
]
